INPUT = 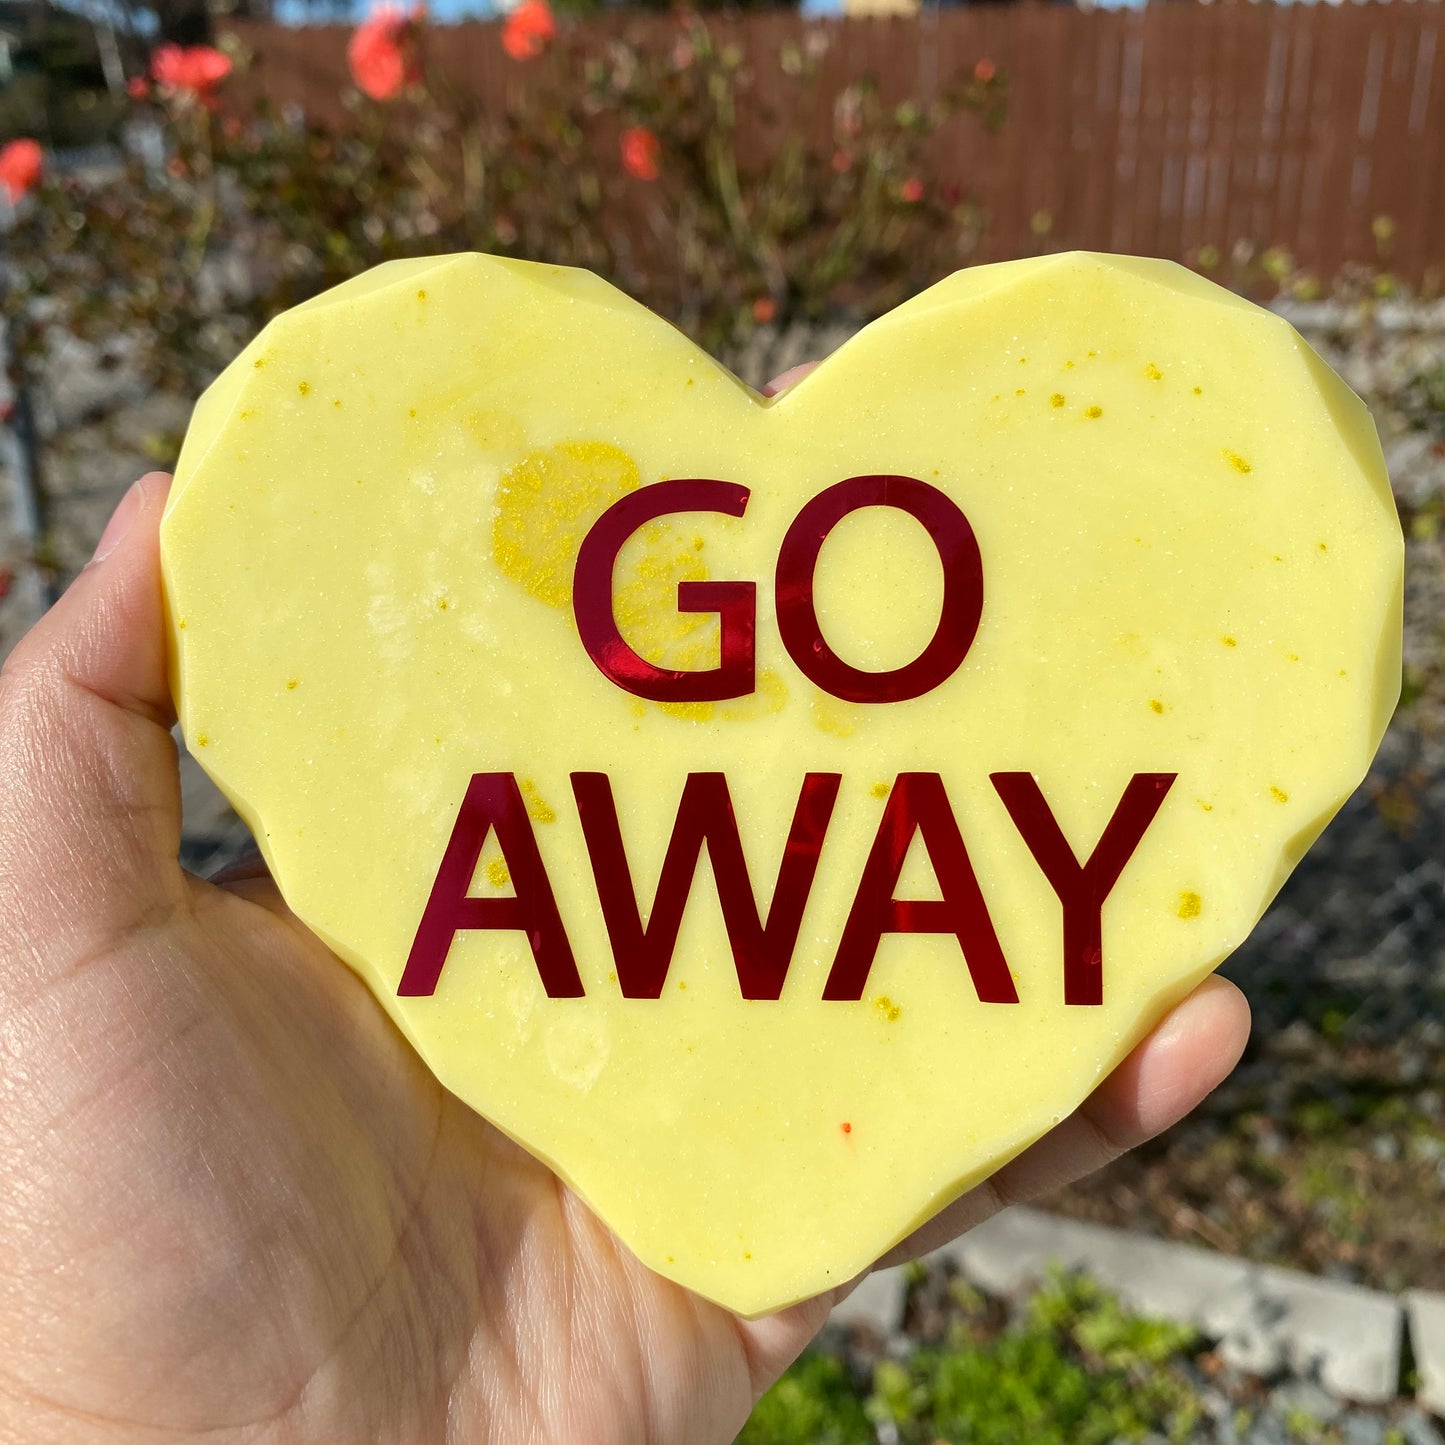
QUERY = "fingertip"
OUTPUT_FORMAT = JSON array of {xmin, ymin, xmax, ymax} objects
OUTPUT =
[
  {"xmin": 0, "ymin": 472, "xmax": 185, "ymax": 941},
  {"xmin": 1158, "ymin": 973, "xmax": 1251, "ymax": 1054},
  {"xmin": 87, "ymin": 472, "xmax": 172, "ymax": 568},
  {"xmin": 6, "ymin": 470, "xmax": 178, "ymax": 731},
  {"xmin": 137, "ymin": 469, "xmax": 175, "ymax": 510},
  {"xmin": 1088, "ymin": 974, "xmax": 1251, "ymax": 1146},
  {"xmin": 761, "ymin": 362, "xmax": 820, "ymax": 397}
]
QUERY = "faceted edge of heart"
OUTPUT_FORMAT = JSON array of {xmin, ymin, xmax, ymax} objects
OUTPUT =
[
  {"xmin": 787, "ymin": 251, "xmax": 1266, "ymax": 371},
  {"xmin": 168, "ymin": 255, "xmax": 473, "ymax": 515},
  {"xmin": 1288, "ymin": 330, "xmax": 1405, "ymax": 755},
  {"xmin": 163, "ymin": 251, "xmax": 764, "ymax": 522},
  {"xmin": 1213, "ymin": 322, "xmax": 1403, "ymax": 921},
  {"xmin": 1254, "ymin": 364, "xmax": 1404, "ymax": 922}
]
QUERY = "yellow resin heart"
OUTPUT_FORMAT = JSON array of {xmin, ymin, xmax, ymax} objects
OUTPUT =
[{"xmin": 161, "ymin": 252, "xmax": 1402, "ymax": 1316}]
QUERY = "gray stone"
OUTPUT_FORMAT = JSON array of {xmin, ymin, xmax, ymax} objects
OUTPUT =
[
  {"xmin": 1218, "ymin": 1411, "xmax": 1253, "ymax": 1445},
  {"xmin": 1370, "ymin": 1134, "xmax": 1402, "ymax": 1162},
  {"xmin": 1269, "ymin": 1379, "xmax": 1343, "ymax": 1424},
  {"xmin": 1244, "ymin": 1415, "xmax": 1290, "ymax": 1445},
  {"xmin": 936, "ymin": 1207, "xmax": 1402, "ymax": 1402},
  {"xmin": 1216, "ymin": 1310, "xmax": 1289, "ymax": 1381},
  {"xmin": 1177, "ymin": 1262, "xmax": 1398, "ymax": 1403},
  {"xmin": 1198, "ymin": 1386, "xmax": 1233, "ymax": 1421},
  {"xmin": 1338, "ymin": 1415, "xmax": 1387, "ymax": 1445},
  {"xmin": 1399, "ymin": 1411, "xmax": 1445, "ymax": 1445},
  {"xmin": 1411, "ymin": 1135, "xmax": 1445, "ymax": 1163},
  {"xmin": 827, "ymin": 1266, "xmax": 907, "ymax": 1335},
  {"xmin": 1407, "ymin": 1290, "xmax": 1445, "ymax": 1417}
]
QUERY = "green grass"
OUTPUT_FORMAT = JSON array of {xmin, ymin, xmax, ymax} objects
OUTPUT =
[
  {"xmin": 737, "ymin": 1273, "xmax": 1205, "ymax": 1445},
  {"xmin": 1400, "ymin": 362, "xmax": 1445, "ymax": 442},
  {"xmin": 738, "ymin": 1353, "xmax": 873, "ymax": 1445}
]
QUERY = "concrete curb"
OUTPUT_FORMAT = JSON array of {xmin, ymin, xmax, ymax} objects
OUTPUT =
[
  {"xmin": 1408, "ymin": 1291, "xmax": 1445, "ymax": 1417},
  {"xmin": 829, "ymin": 1206, "xmax": 1410, "ymax": 1406},
  {"xmin": 828, "ymin": 1267, "xmax": 909, "ymax": 1335}
]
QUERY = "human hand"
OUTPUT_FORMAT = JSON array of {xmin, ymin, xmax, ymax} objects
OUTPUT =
[{"xmin": 0, "ymin": 451, "xmax": 1248, "ymax": 1442}]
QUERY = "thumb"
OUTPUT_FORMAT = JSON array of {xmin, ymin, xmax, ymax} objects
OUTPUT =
[{"xmin": 0, "ymin": 472, "xmax": 185, "ymax": 976}]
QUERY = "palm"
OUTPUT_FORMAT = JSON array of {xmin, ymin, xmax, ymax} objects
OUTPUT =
[
  {"xmin": 0, "ymin": 472, "xmax": 1249, "ymax": 1442},
  {"xmin": 2, "ymin": 856, "xmax": 819, "ymax": 1441}
]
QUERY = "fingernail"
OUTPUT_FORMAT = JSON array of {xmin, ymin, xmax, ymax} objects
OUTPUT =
[{"xmin": 90, "ymin": 480, "xmax": 147, "ymax": 564}]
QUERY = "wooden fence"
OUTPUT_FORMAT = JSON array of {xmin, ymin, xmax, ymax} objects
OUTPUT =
[{"xmin": 227, "ymin": 3, "xmax": 1445, "ymax": 285}]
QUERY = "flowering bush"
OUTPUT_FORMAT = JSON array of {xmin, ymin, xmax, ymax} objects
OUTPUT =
[
  {"xmin": 562, "ymin": 18, "xmax": 1003, "ymax": 333},
  {"xmin": 0, "ymin": 9, "xmax": 1007, "ymax": 443}
]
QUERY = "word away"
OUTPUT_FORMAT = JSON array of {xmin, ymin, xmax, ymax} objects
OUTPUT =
[{"xmin": 399, "ymin": 770, "xmax": 1176, "ymax": 1005}]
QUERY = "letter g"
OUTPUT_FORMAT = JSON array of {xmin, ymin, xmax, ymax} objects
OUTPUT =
[{"xmin": 573, "ymin": 480, "xmax": 756, "ymax": 702}]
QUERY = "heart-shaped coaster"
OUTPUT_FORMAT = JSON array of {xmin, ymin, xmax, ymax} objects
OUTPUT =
[{"xmin": 162, "ymin": 252, "xmax": 1401, "ymax": 1317}]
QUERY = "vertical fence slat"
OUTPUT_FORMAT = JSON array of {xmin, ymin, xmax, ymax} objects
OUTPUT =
[
  {"xmin": 1111, "ymin": 10, "xmax": 1146, "ymax": 254},
  {"xmin": 1273, "ymin": 8, "xmax": 1311, "ymax": 260},
  {"xmin": 1197, "ymin": 0, "xmax": 1236, "ymax": 265},
  {"xmin": 1078, "ymin": 12, "xmax": 1119, "ymax": 256},
  {"xmin": 1412, "ymin": 15, "xmax": 1445, "ymax": 286},
  {"xmin": 1295, "ymin": 11, "xmax": 1328, "ymax": 276},
  {"xmin": 1370, "ymin": 9, "xmax": 1426, "ymax": 282}
]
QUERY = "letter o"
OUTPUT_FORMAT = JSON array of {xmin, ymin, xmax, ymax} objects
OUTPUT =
[{"xmin": 774, "ymin": 475, "xmax": 983, "ymax": 704}]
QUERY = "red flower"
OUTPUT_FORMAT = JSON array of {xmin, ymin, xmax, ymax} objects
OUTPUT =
[
  {"xmin": 348, "ymin": 5, "xmax": 424, "ymax": 102},
  {"xmin": 974, "ymin": 57, "xmax": 997, "ymax": 84},
  {"xmin": 830, "ymin": 149, "xmax": 853, "ymax": 174},
  {"xmin": 502, "ymin": 0, "xmax": 556, "ymax": 61},
  {"xmin": 0, "ymin": 138, "xmax": 42, "ymax": 203},
  {"xmin": 899, "ymin": 176, "xmax": 925, "ymax": 204},
  {"xmin": 0, "ymin": 137, "xmax": 41, "ymax": 202},
  {"xmin": 151, "ymin": 43, "xmax": 232, "ymax": 95},
  {"xmin": 126, "ymin": 75, "xmax": 150, "ymax": 100},
  {"xmin": 620, "ymin": 126, "xmax": 661, "ymax": 182},
  {"xmin": 751, "ymin": 297, "xmax": 777, "ymax": 325}
]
